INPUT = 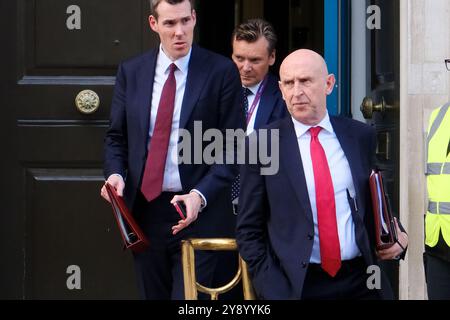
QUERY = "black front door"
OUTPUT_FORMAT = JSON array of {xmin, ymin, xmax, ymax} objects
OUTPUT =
[{"xmin": 0, "ymin": 0, "xmax": 157, "ymax": 299}]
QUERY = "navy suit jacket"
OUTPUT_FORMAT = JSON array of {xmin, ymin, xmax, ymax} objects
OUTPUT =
[
  {"xmin": 236, "ymin": 116, "xmax": 393, "ymax": 299},
  {"xmin": 104, "ymin": 45, "xmax": 245, "ymax": 236},
  {"xmin": 252, "ymin": 73, "xmax": 287, "ymax": 130}
]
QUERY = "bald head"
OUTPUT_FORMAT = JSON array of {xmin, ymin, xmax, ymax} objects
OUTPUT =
[
  {"xmin": 278, "ymin": 49, "xmax": 335, "ymax": 125},
  {"xmin": 280, "ymin": 49, "xmax": 329, "ymax": 79}
]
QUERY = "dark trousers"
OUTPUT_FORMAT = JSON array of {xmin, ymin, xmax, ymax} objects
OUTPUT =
[
  {"xmin": 211, "ymin": 251, "xmax": 243, "ymax": 300},
  {"xmin": 132, "ymin": 192, "xmax": 215, "ymax": 300},
  {"xmin": 301, "ymin": 257, "xmax": 380, "ymax": 300},
  {"xmin": 425, "ymin": 253, "xmax": 450, "ymax": 300}
]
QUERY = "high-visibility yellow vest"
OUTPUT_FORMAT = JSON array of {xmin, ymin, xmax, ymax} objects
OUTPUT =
[{"xmin": 425, "ymin": 103, "xmax": 450, "ymax": 247}]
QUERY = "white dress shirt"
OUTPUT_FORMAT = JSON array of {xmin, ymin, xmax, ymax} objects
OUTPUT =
[
  {"xmin": 292, "ymin": 113, "xmax": 361, "ymax": 263},
  {"xmin": 149, "ymin": 45, "xmax": 191, "ymax": 192},
  {"xmin": 245, "ymin": 80, "xmax": 263, "ymax": 135},
  {"xmin": 110, "ymin": 46, "xmax": 207, "ymax": 206}
]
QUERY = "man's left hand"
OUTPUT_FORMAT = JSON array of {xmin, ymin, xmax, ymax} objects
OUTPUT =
[
  {"xmin": 376, "ymin": 218, "xmax": 408, "ymax": 260},
  {"xmin": 170, "ymin": 192, "xmax": 202, "ymax": 235}
]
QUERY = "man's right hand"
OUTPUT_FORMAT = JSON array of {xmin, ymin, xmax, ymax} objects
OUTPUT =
[{"xmin": 100, "ymin": 174, "xmax": 125, "ymax": 203}]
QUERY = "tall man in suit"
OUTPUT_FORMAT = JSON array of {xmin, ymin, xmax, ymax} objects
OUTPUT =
[
  {"xmin": 211, "ymin": 19, "xmax": 287, "ymax": 300},
  {"xmin": 230, "ymin": 18, "xmax": 287, "ymax": 214},
  {"xmin": 236, "ymin": 49, "xmax": 408, "ymax": 299},
  {"xmin": 101, "ymin": 0, "xmax": 244, "ymax": 299}
]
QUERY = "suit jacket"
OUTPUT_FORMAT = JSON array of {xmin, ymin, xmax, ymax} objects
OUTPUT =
[
  {"xmin": 252, "ymin": 73, "xmax": 287, "ymax": 130},
  {"xmin": 104, "ymin": 45, "xmax": 245, "ymax": 237},
  {"xmin": 236, "ymin": 116, "xmax": 393, "ymax": 299}
]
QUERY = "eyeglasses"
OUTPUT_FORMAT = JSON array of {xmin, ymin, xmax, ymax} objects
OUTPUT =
[{"xmin": 446, "ymin": 59, "xmax": 450, "ymax": 71}]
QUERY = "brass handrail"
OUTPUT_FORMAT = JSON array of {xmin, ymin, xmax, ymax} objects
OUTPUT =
[{"xmin": 181, "ymin": 238, "xmax": 256, "ymax": 300}]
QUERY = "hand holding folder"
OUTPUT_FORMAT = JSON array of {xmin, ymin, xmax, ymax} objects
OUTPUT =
[
  {"xmin": 105, "ymin": 182, "xmax": 149, "ymax": 253},
  {"xmin": 369, "ymin": 170, "xmax": 398, "ymax": 250}
]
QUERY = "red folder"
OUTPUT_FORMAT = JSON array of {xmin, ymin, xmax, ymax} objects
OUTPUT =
[
  {"xmin": 105, "ymin": 183, "xmax": 149, "ymax": 253},
  {"xmin": 369, "ymin": 170, "xmax": 398, "ymax": 250}
]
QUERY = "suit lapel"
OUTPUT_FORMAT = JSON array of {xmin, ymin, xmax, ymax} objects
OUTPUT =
[
  {"xmin": 330, "ymin": 117, "xmax": 363, "ymax": 217},
  {"xmin": 136, "ymin": 49, "xmax": 158, "ymax": 140},
  {"xmin": 179, "ymin": 46, "xmax": 210, "ymax": 129},
  {"xmin": 279, "ymin": 118, "xmax": 314, "ymax": 224},
  {"xmin": 254, "ymin": 75, "xmax": 278, "ymax": 129}
]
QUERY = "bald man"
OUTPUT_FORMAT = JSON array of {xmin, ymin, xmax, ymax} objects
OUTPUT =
[{"xmin": 236, "ymin": 49, "xmax": 407, "ymax": 300}]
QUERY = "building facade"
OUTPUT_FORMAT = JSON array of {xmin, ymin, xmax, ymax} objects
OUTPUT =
[{"xmin": 0, "ymin": 0, "xmax": 448, "ymax": 299}]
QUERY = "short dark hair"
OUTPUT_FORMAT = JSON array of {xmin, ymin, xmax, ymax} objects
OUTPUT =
[
  {"xmin": 232, "ymin": 19, "xmax": 278, "ymax": 55},
  {"xmin": 149, "ymin": 0, "xmax": 194, "ymax": 19}
]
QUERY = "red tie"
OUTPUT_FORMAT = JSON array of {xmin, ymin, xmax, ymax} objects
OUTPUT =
[
  {"xmin": 141, "ymin": 63, "xmax": 177, "ymax": 202},
  {"xmin": 309, "ymin": 127, "xmax": 341, "ymax": 277}
]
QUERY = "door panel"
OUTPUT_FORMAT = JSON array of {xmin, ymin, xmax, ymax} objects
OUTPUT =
[
  {"xmin": 24, "ymin": 169, "xmax": 134, "ymax": 299},
  {"xmin": 34, "ymin": 0, "xmax": 142, "ymax": 67},
  {"xmin": 0, "ymin": 0, "xmax": 156, "ymax": 299}
]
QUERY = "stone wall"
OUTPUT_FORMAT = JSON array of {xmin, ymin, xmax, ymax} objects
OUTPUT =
[{"xmin": 399, "ymin": 0, "xmax": 450, "ymax": 300}]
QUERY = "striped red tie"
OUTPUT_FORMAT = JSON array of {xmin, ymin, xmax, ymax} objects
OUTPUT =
[
  {"xmin": 141, "ymin": 63, "xmax": 177, "ymax": 202},
  {"xmin": 309, "ymin": 126, "xmax": 341, "ymax": 277}
]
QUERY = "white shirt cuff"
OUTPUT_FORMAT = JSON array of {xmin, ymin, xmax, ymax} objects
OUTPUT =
[
  {"xmin": 108, "ymin": 173, "xmax": 124, "ymax": 181},
  {"xmin": 190, "ymin": 189, "xmax": 207, "ymax": 210}
]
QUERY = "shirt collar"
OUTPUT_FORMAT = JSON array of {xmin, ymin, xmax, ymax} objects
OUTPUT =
[
  {"xmin": 158, "ymin": 44, "xmax": 191, "ymax": 75},
  {"xmin": 292, "ymin": 112, "xmax": 334, "ymax": 138},
  {"xmin": 244, "ymin": 79, "xmax": 263, "ymax": 95}
]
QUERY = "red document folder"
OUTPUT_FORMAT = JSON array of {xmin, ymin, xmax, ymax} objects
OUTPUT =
[
  {"xmin": 369, "ymin": 170, "xmax": 398, "ymax": 250},
  {"xmin": 105, "ymin": 183, "xmax": 149, "ymax": 253}
]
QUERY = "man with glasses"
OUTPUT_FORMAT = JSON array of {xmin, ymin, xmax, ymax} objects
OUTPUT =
[{"xmin": 423, "ymin": 58, "xmax": 450, "ymax": 299}]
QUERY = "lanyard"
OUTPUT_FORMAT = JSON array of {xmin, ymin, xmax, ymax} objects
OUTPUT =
[{"xmin": 246, "ymin": 76, "xmax": 268, "ymax": 124}]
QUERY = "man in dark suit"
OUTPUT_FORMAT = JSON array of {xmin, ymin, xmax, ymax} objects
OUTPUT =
[
  {"xmin": 236, "ymin": 49, "xmax": 408, "ymax": 299},
  {"xmin": 101, "ymin": 0, "xmax": 243, "ymax": 299},
  {"xmin": 230, "ymin": 18, "xmax": 287, "ymax": 214},
  {"xmin": 209, "ymin": 19, "xmax": 287, "ymax": 300}
]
